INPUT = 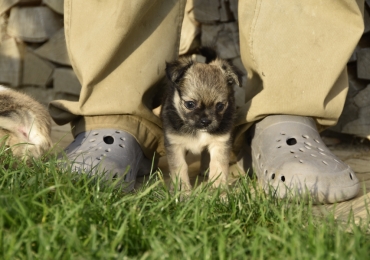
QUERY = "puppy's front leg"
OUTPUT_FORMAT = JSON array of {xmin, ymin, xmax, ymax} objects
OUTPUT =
[
  {"xmin": 208, "ymin": 143, "xmax": 230, "ymax": 189},
  {"xmin": 166, "ymin": 144, "xmax": 191, "ymax": 191}
]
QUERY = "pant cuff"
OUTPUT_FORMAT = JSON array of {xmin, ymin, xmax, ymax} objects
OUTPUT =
[{"xmin": 71, "ymin": 115, "xmax": 165, "ymax": 160}]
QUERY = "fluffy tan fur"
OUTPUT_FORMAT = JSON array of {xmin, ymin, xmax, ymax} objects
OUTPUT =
[{"xmin": 0, "ymin": 86, "xmax": 52, "ymax": 159}]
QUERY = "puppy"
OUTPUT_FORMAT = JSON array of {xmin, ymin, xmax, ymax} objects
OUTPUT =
[
  {"xmin": 0, "ymin": 85, "xmax": 52, "ymax": 159},
  {"xmin": 161, "ymin": 48, "xmax": 238, "ymax": 190}
]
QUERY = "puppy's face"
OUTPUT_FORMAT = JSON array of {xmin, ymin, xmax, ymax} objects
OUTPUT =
[
  {"xmin": 175, "ymin": 63, "xmax": 231, "ymax": 132},
  {"xmin": 165, "ymin": 56, "xmax": 238, "ymax": 134}
]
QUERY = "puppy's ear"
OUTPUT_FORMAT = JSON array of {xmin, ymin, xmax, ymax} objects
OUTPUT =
[
  {"xmin": 220, "ymin": 61, "xmax": 240, "ymax": 87},
  {"xmin": 165, "ymin": 57, "xmax": 193, "ymax": 86},
  {"xmin": 198, "ymin": 47, "xmax": 218, "ymax": 64}
]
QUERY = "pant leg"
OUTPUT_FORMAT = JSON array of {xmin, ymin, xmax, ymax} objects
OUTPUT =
[
  {"xmin": 234, "ymin": 0, "xmax": 364, "ymax": 149},
  {"xmin": 49, "ymin": 0, "xmax": 186, "ymax": 159}
]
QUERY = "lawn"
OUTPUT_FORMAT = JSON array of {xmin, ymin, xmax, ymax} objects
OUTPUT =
[{"xmin": 0, "ymin": 150, "xmax": 369, "ymax": 259}]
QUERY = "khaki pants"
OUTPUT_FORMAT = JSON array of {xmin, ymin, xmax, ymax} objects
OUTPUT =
[{"xmin": 49, "ymin": 0, "xmax": 364, "ymax": 160}]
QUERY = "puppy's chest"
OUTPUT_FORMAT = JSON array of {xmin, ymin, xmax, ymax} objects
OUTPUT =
[{"xmin": 166, "ymin": 132, "xmax": 230, "ymax": 154}]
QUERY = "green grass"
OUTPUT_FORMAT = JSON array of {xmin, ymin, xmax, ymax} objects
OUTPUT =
[{"xmin": 0, "ymin": 150, "xmax": 369, "ymax": 259}]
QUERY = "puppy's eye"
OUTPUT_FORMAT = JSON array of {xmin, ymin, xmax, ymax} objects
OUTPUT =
[
  {"xmin": 216, "ymin": 102, "xmax": 225, "ymax": 111},
  {"xmin": 184, "ymin": 101, "xmax": 196, "ymax": 110}
]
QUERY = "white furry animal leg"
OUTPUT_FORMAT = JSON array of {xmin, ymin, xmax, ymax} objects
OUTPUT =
[
  {"xmin": 208, "ymin": 143, "xmax": 230, "ymax": 188},
  {"xmin": 166, "ymin": 144, "xmax": 191, "ymax": 191}
]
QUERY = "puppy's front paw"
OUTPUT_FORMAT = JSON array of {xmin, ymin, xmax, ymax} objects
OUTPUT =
[
  {"xmin": 170, "ymin": 181, "xmax": 192, "ymax": 202},
  {"xmin": 209, "ymin": 169, "xmax": 228, "ymax": 189},
  {"xmin": 171, "ymin": 180, "xmax": 192, "ymax": 193},
  {"xmin": 211, "ymin": 179, "xmax": 228, "ymax": 191}
]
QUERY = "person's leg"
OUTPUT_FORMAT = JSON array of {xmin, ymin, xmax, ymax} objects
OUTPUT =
[
  {"xmin": 50, "ymin": 0, "xmax": 186, "ymax": 190},
  {"xmin": 236, "ymin": 0, "xmax": 364, "ymax": 203}
]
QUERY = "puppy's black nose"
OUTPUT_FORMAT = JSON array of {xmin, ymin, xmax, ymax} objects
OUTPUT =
[{"xmin": 200, "ymin": 118, "xmax": 211, "ymax": 127}]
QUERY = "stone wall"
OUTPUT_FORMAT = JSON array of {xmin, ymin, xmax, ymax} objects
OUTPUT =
[{"xmin": 0, "ymin": 0, "xmax": 369, "ymax": 139}]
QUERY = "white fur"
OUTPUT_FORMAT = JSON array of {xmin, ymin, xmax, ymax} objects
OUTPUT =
[
  {"xmin": 27, "ymin": 120, "xmax": 47, "ymax": 146},
  {"xmin": 167, "ymin": 131, "xmax": 230, "ymax": 154},
  {"xmin": 0, "ymin": 85, "xmax": 9, "ymax": 91}
]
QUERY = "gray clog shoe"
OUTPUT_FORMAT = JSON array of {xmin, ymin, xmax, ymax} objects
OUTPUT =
[
  {"xmin": 241, "ymin": 115, "xmax": 360, "ymax": 203},
  {"xmin": 62, "ymin": 129, "xmax": 152, "ymax": 191}
]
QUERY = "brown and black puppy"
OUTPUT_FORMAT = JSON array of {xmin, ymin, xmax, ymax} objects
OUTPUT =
[
  {"xmin": 0, "ymin": 86, "xmax": 52, "ymax": 159},
  {"xmin": 161, "ymin": 48, "xmax": 238, "ymax": 190}
]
